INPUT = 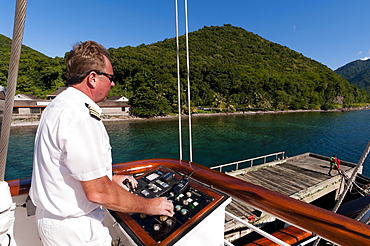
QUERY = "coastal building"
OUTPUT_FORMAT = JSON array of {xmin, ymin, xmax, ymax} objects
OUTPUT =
[
  {"xmin": 1, "ymin": 87, "xmax": 131, "ymax": 120},
  {"xmin": 48, "ymin": 87, "xmax": 131, "ymax": 116},
  {"xmin": 13, "ymin": 94, "xmax": 49, "ymax": 120},
  {"xmin": 100, "ymin": 95, "xmax": 130, "ymax": 116}
]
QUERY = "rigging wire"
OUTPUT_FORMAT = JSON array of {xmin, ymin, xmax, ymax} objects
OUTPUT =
[
  {"xmin": 175, "ymin": 0, "xmax": 182, "ymax": 161},
  {"xmin": 332, "ymin": 141, "xmax": 370, "ymax": 213},
  {"xmin": 313, "ymin": 141, "xmax": 370, "ymax": 246},
  {"xmin": 0, "ymin": 0, "xmax": 28, "ymax": 181},
  {"xmin": 184, "ymin": 0, "xmax": 193, "ymax": 163},
  {"xmin": 355, "ymin": 201, "xmax": 370, "ymax": 222},
  {"xmin": 174, "ymin": 0, "xmax": 193, "ymax": 166}
]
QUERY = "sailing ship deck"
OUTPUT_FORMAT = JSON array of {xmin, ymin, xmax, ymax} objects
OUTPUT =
[{"xmin": 224, "ymin": 153, "xmax": 359, "ymax": 235}]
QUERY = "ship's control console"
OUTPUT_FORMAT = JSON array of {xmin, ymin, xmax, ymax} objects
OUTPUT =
[{"xmin": 108, "ymin": 166, "xmax": 231, "ymax": 246}]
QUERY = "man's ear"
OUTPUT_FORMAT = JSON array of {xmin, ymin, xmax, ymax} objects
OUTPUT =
[{"xmin": 86, "ymin": 72, "xmax": 98, "ymax": 89}]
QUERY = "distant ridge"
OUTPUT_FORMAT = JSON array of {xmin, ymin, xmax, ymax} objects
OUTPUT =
[
  {"xmin": 335, "ymin": 59, "xmax": 370, "ymax": 94},
  {"xmin": 0, "ymin": 34, "xmax": 48, "ymax": 58},
  {"xmin": 1, "ymin": 25, "xmax": 368, "ymax": 117},
  {"xmin": 110, "ymin": 24, "xmax": 367, "ymax": 116}
]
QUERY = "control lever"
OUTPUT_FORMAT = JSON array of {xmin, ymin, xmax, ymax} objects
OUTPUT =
[
  {"xmin": 173, "ymin": 167, "xmax": 197, "ymax": 194},
  {"xmin": 123, "ymin": 178, "xmax": 135, "ymax": 193},
  {"xmin": 173, "ymin": 178, "xmax": 189, "ymax": 194}
]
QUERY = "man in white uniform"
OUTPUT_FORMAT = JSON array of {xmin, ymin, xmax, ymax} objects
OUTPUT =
[{"xmin": 29, "ymin": 41, "xmax": 174, "ymax": 245}]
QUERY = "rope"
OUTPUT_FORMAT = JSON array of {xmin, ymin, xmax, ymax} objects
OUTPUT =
[
  {"xmin": 0, "ymin": 0, "xmax": 28, "ymax": 181},
  {"xmin": 355, "ymin": 201, "xmax": 370, "ymax": 222},
  {"xmin": 332, "ymin": 141, "xmax": 370, "ymax": 213},
  {"xmin": 313, "ymin": 142, "xmax": 370, "ymax": 246},
  {"xmin": 336, "ymin": 168, "xmax": 370, "ymax": 196}
]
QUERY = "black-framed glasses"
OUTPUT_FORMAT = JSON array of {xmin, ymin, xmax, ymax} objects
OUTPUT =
[{"xmin": 86, "ymin": 70, "xmax": 115, "ymax": 82}]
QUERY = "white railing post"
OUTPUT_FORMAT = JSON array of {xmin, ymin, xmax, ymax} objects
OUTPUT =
[
  {"xmin": 225, "ymin": 211, "xmax": 290, "ymax": 246},
  {"xmin": 211, "ymin": 151, "xmax": 286, "ymax": 172}
]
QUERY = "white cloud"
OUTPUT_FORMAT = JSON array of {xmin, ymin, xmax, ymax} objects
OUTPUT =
[{"xmin": 357, "ymin": 51, "xmax": 363, "ymax": 55}]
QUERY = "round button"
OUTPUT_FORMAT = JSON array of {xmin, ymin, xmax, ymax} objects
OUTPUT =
[
  {"xmin": 153, "ymin": 224, "xmax": 161, "ymax": 231},
  {"xmin": 181, "ymin": 208, "xmax": 188, "ymax": 215},
  {"xmin": 140, "ymin": 213, "xmax": 148, "ymax": 219},
  {"xmin": 175, "ymin": 205, "xmax": 182, "ymax": 211},
  {"xmin": 166, "ymin": 219, "xmax": 173, "ymax": 226},
  {"xmin": 160, "ymin": 215, "xmax": 168, "ymax": 222},
  {"xmin": 186, "ymin": 192, "xmax": 192, "ymax": 197}
]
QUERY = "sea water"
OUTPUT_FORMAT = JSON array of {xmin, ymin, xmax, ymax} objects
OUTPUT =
[{"xmin": 5, "ymin": 110, "xmax": 370, "ymax": 181}]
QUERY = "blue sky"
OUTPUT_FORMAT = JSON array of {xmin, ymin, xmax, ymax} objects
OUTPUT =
[{"xmin": 1, "ymin": 0, "xmax": 369, "ymax": 70}]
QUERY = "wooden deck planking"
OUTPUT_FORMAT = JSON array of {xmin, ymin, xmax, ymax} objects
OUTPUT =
[
  {"xmin": 231, "ymin": 155, "xmax": 354, "ymax": 197},
  {"xmin": 238, "ymin": 165, "xmax": 311, "ymax": 196},
  {"xmin": 224, "ymin": 153, "xmax": 358, "ymax": 237}
]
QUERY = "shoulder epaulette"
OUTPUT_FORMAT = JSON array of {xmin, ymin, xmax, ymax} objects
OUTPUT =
[{"xmin": 85, "ymin": 103, "xmax": 101, "ymax": 120}]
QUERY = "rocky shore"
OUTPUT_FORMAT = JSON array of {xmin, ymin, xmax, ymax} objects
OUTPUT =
[{"xmin": 9, "ymin": 107, "xmax": 368, "ymax": 127}]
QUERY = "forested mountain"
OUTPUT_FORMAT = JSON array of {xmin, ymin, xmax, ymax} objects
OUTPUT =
[
  {"xmin": 0, "ymin": 34, "xmax": 66, "ymax": 97},
  {"xmin": 0, "ymin": 25, "xmax": 368, "ymax": 117},
  {"xmin": 335, "ymin": 59, "xmax": 370, "ymax": 95},
  {"xmin": 109, "ymin": 25, "xmax": 367, "ymax": 116}
]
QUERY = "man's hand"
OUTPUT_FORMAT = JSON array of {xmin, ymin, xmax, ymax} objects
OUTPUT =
[
  {"xmin": 83, "ymin": 175, "xmax": 173, "ymax": 216},
  {"xmin": 147, "ymin": 197, "xmax": 174, "ymax": 217}
]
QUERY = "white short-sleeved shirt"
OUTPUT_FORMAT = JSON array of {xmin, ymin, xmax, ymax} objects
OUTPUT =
[{"xmin": 30, "ymin": 87, "xmax": 112, "ymax": 218}]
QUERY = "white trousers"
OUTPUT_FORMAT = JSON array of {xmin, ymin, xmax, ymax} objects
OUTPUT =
[{"xmin": 35, "ymin": 207, "xmax": 111, "ymax": 246}]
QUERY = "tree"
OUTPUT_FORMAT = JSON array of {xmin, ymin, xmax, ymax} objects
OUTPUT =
[{"xmin": 130, "ymin": 85, "xmax": 171, "ymax": 117}]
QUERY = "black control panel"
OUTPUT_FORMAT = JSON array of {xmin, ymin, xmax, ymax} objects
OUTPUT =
[{"xmin": 110, "ymin": 166, "xmax": 229, "ymax": 245}]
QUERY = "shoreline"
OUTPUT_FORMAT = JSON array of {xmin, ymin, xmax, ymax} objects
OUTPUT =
[{"xmin": 9, "ymin": 107, "xmax": 368, "ymax": 127}]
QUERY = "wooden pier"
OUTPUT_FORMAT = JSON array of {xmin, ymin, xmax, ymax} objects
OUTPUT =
[{"xmin": 222, "ymin": 153, "xmax": 360, "ymax": 239}]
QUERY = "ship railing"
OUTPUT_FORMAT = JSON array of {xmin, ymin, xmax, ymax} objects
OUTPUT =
[
  {"xmin": 223, "ymin": 211, "xmax": 291, "ymax": 246},
  {"xmin": 9, "ymin": 158, "xmax": 370, "ymax": 246},
  {"xmin": 223, "ymin": 211, "xmax": 320, "ymax": 246},
  {"xmin": 211, "ymin": 151, "xmax": 285, "ymax": 173}
]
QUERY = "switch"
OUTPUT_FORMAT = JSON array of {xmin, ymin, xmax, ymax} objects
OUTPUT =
[
  {"xmin": 163, "ymin": 172, "xmax": 174, "ymax": 182},
  {"xmin": 141, "ymin": 190, "xmax": 150, "ymax": 197}
]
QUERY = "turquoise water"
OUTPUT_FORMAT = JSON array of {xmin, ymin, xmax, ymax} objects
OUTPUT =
[{"xmin": 5, "ymin": 110, "xmax": 370, "ymax": 181}]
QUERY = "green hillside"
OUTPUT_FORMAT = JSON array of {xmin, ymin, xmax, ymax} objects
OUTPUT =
[
  {"xmin": 335, "ymin": 59, "xmax": 370, "ymax": 95},
  {"xmin": 109, "ymin": 25, "xmax": 368, "ymax": 116},
  {"xmin": 1, "ymin": 25, "xmax": 368, "ymax": 117},
  {"xmin": 0, "ymin": 34, "xmax": 66, "ymax": 98}
]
